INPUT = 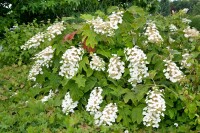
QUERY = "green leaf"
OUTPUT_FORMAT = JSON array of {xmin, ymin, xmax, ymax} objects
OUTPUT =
[
  {"xmin": 117, "ymin": 49, "xmax": 124, "ymax": 56},
  {"xmin": 135, "ymin": 86, "xmax": 149, "ymax": 102},
  {"xmin": 80, "ymin": 14, "xmax": 93, "ymax": 20},
  {"xmin": 118, "ymin": 107, "xmax": 131, "ymax": 127},
  {"xmin": 107, "ymin": 6, "xmax": 119, "ymax": 14},
  {"xmin": 96, "ymin": 49, "xmax": 111, "ymax": 58},
  {"xmin": 165, "ymin": 97, "xmax": 174, "ymax": 107},
  {"xmin": 73, "ymin": 74, "xmax": 86, "ymax": 88},
  {"xmin": 127, "ymin": 6, "xmax": 145, "ymax": 16},
  {"xmin": 131, "ymin": 17, "xmax": 146, "ymax": 29},
  {"xmin": 148, "ymin": 70, "xmax": 157, "ymax": 79},
  {"xmin": 79, "ymin": 56, "xmax": 89, "ymax": 72},
  {"xmin": 168, "ymin": 109, "xmax": 174, "ymax": 119},
  {"xmin": 124, "ymin": 91, "xmax": 135, "ymax": 103},
  {"xmin": 147, "ymin": 52, "xmax": 156, "ymax": 63},
  {"xmin": 62, "ymin": 16, "xmax": 75, "ymax": 21},
  {"xmin": 188, "ymin": 103, "xmax": 197, "ymax": 113},
  {"xmin": 131, "ymin": 105, "xmax": 144, "ymax": 124},
  {"xmin": 48, "ymin": 72, "xmax": 62, "ymax": 88},
  {"xmin": 98, "ymin": 78, "xmax": 108, "ymax": 87},
  {"xmin": 86, "ymin": 67, "xmax": 93, "ymax": 77},
  {"xmin": 95, "ymin": 10, "xmax": 105, "ymax": 18},
  {"xmin": 82, "ymin": 25, "xmax": 98, "ymax": 48},
  {"xmin": 67, "ymin": 81, "xmax": 84, "ymax": 101},
  {"xmin": 82, "ymin": 76, "xmax": 97, "ymax": 93}
]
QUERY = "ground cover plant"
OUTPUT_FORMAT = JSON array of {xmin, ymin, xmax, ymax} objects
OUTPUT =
[{"xmin": 0, "ymin": 5, "xmax": 200, "ymax": 133}]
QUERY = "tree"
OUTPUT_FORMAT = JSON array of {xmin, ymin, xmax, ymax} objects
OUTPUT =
[{"xmin": 159, "ymin": 0, "xmax": 170, "ymax": 16}]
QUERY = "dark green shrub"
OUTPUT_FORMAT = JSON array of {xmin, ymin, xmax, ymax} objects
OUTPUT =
[
  {"xmin": 0, "ymin": 21, "xmax": 47, "ymax": 67},
  {"xmin": 190, "ymin": 15, "xmax": 200, "ymax": 31}
]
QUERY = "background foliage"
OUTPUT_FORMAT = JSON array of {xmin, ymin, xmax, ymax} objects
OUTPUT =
[{"xmin": 0, "ymin": 0, "xmax": 160, "ymax": 38}]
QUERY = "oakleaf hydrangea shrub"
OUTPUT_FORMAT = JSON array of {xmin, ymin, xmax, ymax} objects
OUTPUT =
[{"xmin": 19, "ymin": 6, "xmax": 200, "ymax": 132}]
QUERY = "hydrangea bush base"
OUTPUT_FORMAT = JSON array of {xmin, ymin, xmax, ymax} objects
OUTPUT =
[{"xmin": 13, "ymin": 6, "xmax": 200, "ymax": 132}]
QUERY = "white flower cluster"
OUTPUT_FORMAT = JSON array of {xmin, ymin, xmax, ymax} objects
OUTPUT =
[
  {"xmin": 107, "ymin": 54, "xmax": 125, "ymax": 80},
  {"xmin": 181, "ymin": 53, "xmax": 192, "ymax": 68},
  {"xmin": 174, "ymin": 123, "xmax": 179, "ymax": 127},
  {"xmin": 124, "ymin": 130, "xmax": 129, "ymax": 133},
  {"xmin": 28, "ymin": 46, "xmax": 55, "ymax": 81},
  {"xmin": 59, "ymin": 46, "xmax": 84, "ymax": 79},
  {"xmin": 181, "ymin": 8, "xmax": 189, "ymax": 14},
  {"xmin": 21, "ymin": 21, "xmax": 65, "ymax": 50},
  {"xmin": 32, "ymin": 83, "xmax": 42, "ymax": 88},
  {"xmin": 143, "ymin": 87, "xmax": 166, "ymax": 128},
  {"xmin": 87, "ymin": 11, "xmax": 123, "ymax": 36},
  {"xmin": 124, "ymin": 47, "xmax": 149, "ymax": 87},
  {"xmin": 86, "ymin": 87, "xmax": 103, "ymax": 115},
  {"xmin": 163, "ymin": 59, "xmax": 185, "ymax": 83},
  {"xmin": 90, "ymin": 53, "xmax": 105, "ymax": 71},
  {"xmin": 144, "ymin": 22, "xmax": 163, "ymax": 44},
  {"xmin": 183, "ymin": 26, "xmax": 199, "ymax": 41},
  {"xmin": 182, "ymin": 18, "xmax": 192, "ymax": 24},
  {"xmin": 62, "ymin": 92, "xmax": 78, "ymax": 115},
  {"xmin": 169, "ymin": 37, "xmax": 175, "ymax": 43},
  {"xmin": 21, "ymin": 32, "xmax": 45, "ymax": 50},
  {"xmin": 45, "ymin": 21, "xmax": 66, "ymax": 41},
  {"xmin": 94, "ymin": 103, "xmax": 118, "ymax": 126},
  {"xmin": 41, "ymin": 89, "xmax": 55, "ymax": 103},
  {"xmin": 169, "ymin": 24, "xmax": 178, "ymax": 32}
]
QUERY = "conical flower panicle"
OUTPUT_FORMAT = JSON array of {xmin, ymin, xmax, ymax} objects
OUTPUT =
[
  {"xmin": 87, "ymin": 11, "xmax": 123, "ymax": 36},
  {"xmin": 107, "ymin": 54, "xmax": 125, "ymax": 80},
  {"xmin": 21, "ymin": 32, "xmax": 45, "ymax": 50},
  {"xmin": 86, "ymin": 87, "xmax": 103, "ymax": 114},
  {"xmin": 144, "ymin": 22, "xmax": 163, "ymax": 44},
  {"xmin": 124, "ymin": 46, "xmax": 149, "ymax": 88},
  {"xmin": 94, "ymin": 103, "xmax": 118, "ymax": 126},
  {"xmin": 45, "ymin": 21, "xmax": 66, "ymax": 41},
  {"xmin": 62, "ymin": 92, "xmax": 78, "ymax": 115},
  {"xmin": 183, "ymin": 26, "xmax": 199, "ymax": 41},
  {"xmin": 181, "ymin": 52, "xmax": 192, "ymax": 68},
  {"xmin": 163, "ymin": 59, "xmax": 185, "ymax": 83},
  {"xmin": 143, "ymin": 87, "xmax": 166, "ymax": 128},
  {"xmin": 59, "ymin": 46, "xmax": 84, "ymax": 79},
  {"xmin": 90, "ymin": 53, "xmax": 105, "ymax": 71},
  {"xmin": 28, "ymin": 46, "xmax": 55, "ymax": 81}
]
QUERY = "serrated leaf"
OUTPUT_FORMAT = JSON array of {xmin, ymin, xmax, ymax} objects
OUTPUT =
[
  {"xmin": 131, "ymin": 105, "xmax": 144, "ymax": 124},
  {"xmin": 188, "ymin": 103, "xmax": 197, "ymax": 113},
  {"xmin": 148, "ymin": 70, "xmax": 157, "ymax": 79},
  {"xmin": 73, "ymin": 74, "xmax": 86, "ymax": 88},
  {"xmin": 107, "ymin": 6, "xmax": 119, "ymax": 14},
  {"xmin": 98, "ymin": 78, "xmax": 108, "ymax": 87},
  {"xmin": 86, "ymin": 67, "xmax": 93, "ymax": 77},
  {"xmin": 135, "ymin": 86, "xmax": 149, "ymax": 102},
  {"xmin": 79, "ymin": 56, "xmax": 89, "ymax": 72},
  {"xmin": 82, "ymin": 25, "xmax": 98, "ymax": 48},
  {"xmin": 95, "ymin": 10, "xmax": 105, "ymax": 18},
  {"xmin": 124, "ymin": 92, "xmax": 134, "ymax": 103},
  {"xmin": 168, "ymin": 109, "xmax": 174, "ymax": 119},
  {"xmin": 48, "ymin": 72, "xmax": 62, "ymax": 88},
  {"xmin": 80, "ymin": 14, "xmax": 93, "ymax": 21},
  {"xmin": 165, "ymin": 98, "xmax": 174, "ymax": 107},
  {"xmin": 147, "ymin": 52, "xmax": 156, "ymax": 63},
  {"xmin": 96, "ymin": 49, "xmax": 111, "ymax": 58},
  {"xmin": 117, "ymin": 49, "xmax": 124, "ymax": 56},
  {"xmin": 82, "ymin": 76, "xmax": 97, "ymax": 93},
  {"xmin": 68, "ymin": 81, "xmax": 84, "ymax": 101},
  {"xmin": 127, "ymin": 6, "xmax": 145, "ymax": 16}
]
